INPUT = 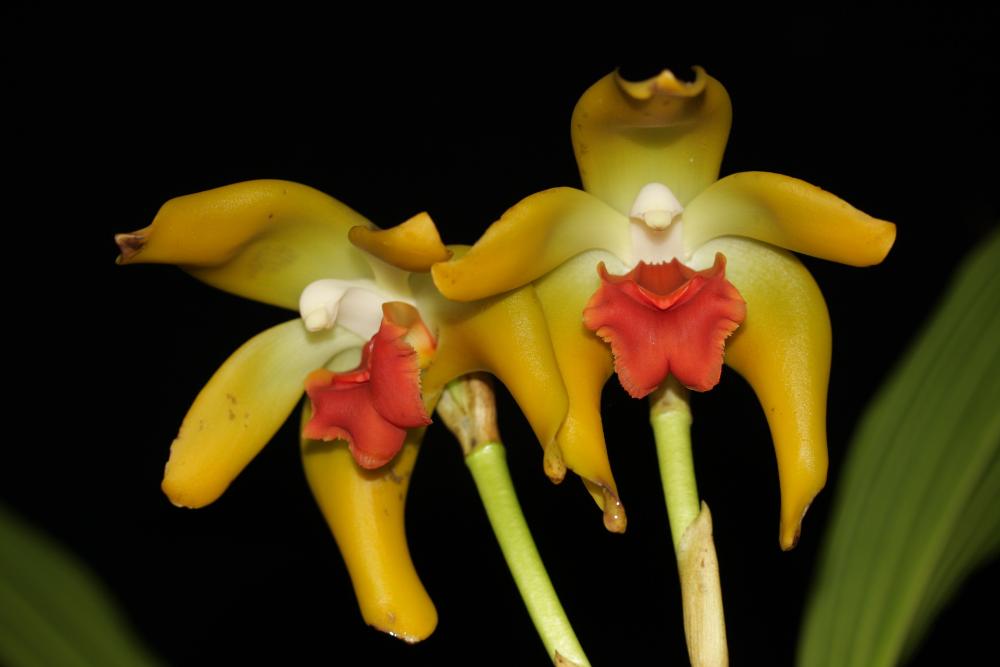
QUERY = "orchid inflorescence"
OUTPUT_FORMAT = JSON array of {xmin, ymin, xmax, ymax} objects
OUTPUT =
[{"xmin": 116, "ymin": 66, "xmax": 894, "ymax": 664}]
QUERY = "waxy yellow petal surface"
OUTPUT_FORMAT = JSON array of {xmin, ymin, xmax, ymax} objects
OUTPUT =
[
  {"xmin": 162, "ymin": 320, "xmax": 362, "ymax": 508},
  {"xmin": 535, "ymin": 252, "xmax": 626, "ymax": 532},
  {"xmin": 684, "ymin": 171, "xmax": 896, "ymax": 266},
  {"xmin": 349, "ymin": 211, "xmax": 452, "ymax": 272},
  {"xmin": 117, "ymin": 180, "xmax": 375, "ymax": 310},
  {"xmin": 572, "ymin": 68, "xmax": 732, "ymax": 213},
  {"xmin": 693, "ymin": 237, "xmax": 831, "ymax": 550},
  {"xmin": 431, "ymin": 188, "xmax": 629, "ymax": 302},
  {"xmin": 301, "ymin": 418, "xmax": 437, "ymax": 642}
]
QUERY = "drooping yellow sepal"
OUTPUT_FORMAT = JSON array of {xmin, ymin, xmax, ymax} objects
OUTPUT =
[
  {"xmin": 535, "ymin": 252, "xmax": 625, "ymax": 532},
  {"xmin": 162, "ymin": 320, "xmax": 362, "ymax": 508},
  {"xmin": 116, "ymin": 180, "xmax": 375, "ymax": 310},
  {"xmin": 348, "ymin": 211, "xmax": 452, "ymax": 272},
  {"xmin": 694, "ymin": 237, "xmax": 831, "ymax": 550},
  {"xmin": 572, "ymin": 67, "xmax": 732, "ymax": 214},
  {"xmin": 683, "ymin": 171, "xmax": 897, "ymax": 266},
  {"xmin": 300, "ymin": 414, "xmax": 437, "ymax": 642},
  {"xmin": 414, "ymin": 259, "xmax": 569, "ymax": 460},
  {"xmin": 430, "ymin": 188, "xmax": 630, "ymax": 302}
]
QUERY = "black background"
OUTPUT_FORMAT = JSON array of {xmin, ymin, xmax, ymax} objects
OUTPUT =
[{"xmin": 7, "ymin": 8, "xmax": 998, "ymax": 666}]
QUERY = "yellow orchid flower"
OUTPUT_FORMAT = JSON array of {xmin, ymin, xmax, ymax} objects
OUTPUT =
[
  {"xmin": 114, "ymin": 179, "xmax": 572, "ymax": 642},
  {"xmin": 430, "ymin": 67, "xmax": 897, "ymax": 550}
]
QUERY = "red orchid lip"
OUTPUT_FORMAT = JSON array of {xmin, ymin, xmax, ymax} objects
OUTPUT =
[
  {"xmin": 304, "ymin": 302, "xmax": 434, "ymax": 469},
  {"xmin": 583, "ymin": 254, "xmax": 746, "ymax": 398},
  {"xmin": 602, "ymin": 260, "xmax": 707, "ymax": 311}
]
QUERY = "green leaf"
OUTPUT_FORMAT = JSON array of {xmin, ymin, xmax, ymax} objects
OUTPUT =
[
  {"xmin": 798, "ymin": 228, "xmax": 1000, "ymax": 667},
  {"xmin": 0, "ymin": 505, "xmax": 162, "ymax": 667}
]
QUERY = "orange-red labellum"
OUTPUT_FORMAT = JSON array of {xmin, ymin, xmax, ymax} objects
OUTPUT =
[
  {"xmin": 583, "ymin": 254, "xmax": 746, "ymax": 397},
  {"xmin": 304, "ymin": 303, "xmax": 434, "ymax": 469}
]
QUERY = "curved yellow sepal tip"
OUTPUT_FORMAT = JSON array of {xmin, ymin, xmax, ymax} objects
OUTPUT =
[
  {"xmin": 414, "ymin": 264, "xmax": 570, "ymax": 458},
  {"xmin": 572, "ymin": 66, "xmax": 732, "ymax": 213},
  {"xmin": 535, "ymin": 253, "xmax": 625, "ymax": 532},
  {"xmin": 684, "ymin": 171, "xmax": 897, "ymax": 267},
  {"xmin": 348, "ymin": 212, "xmax": 452, "ymax": 272},
  {"xmin": 615, "ymin": 67, "xmax": 707, "ymax": 100},
  {"xmin": 301, "ymin": 414, "xmax": 437, "ymax": 642},
  {"xmin": 162, "ymin": 320, "xmax": 362, "ymax": 508},
  {"xmin": 116, "ymin": 180, "xmax": 374, "ymax": 310},
  {"xmin": 430, "ymin": 188, "xmax": 629, "ymax": 302},
  {"xmin": 694, "ymin": 238, "xmax": 830, "ymax": 550}
]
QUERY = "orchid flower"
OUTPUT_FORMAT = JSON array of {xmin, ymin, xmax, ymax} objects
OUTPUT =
[
  {"xmin": 430, "ymin": 67, "xmax": 897, "ymax": 550},
  {"xmin": 114, "ymin": 179, "xmax": 576, "ymax": 643}
]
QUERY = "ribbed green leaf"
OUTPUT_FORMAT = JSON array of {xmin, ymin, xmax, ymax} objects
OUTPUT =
[
  {"xmin": 799, "ymin": 228, "xmax": 1000, "ymax": 667},
  {"xmin": 0, "ymin": 505, "xmax": 162, "ymax": 667}
]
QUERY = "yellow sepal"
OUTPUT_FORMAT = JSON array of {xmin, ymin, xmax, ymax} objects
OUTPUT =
[
  {"xmin": 116, "ymin": 180, "xmax": 375, "ymax": 310},
  {"xmin": 301, "ymin": 414, "xmax": 437, "ymax": 642},
  {"xmin": 349, "ymin": 211, "xmax": 452, "ymax": 272},
  {"xmin": 414, "ymin": 255, "xmax": 570, "ymax": 463},
  {"xmin": 694, "ymin": 237, "xmax": 831, "ymax": 550},
  {"xmin": 572, "ymin": 67, "xmax": 732, "ymax": 213},
  {"xmin": 430, "ymin": 187, "xmax": 629, "ymax": 301},
  {"xmin": 684, "ymin": 171, "xmax": 897, "ymax": 266},
  {"xmin": 162, "ymin": 320, "xmax": 362, "ymax": 508},
  {"xmin": 534, "ymin": 252, "xmax": 625, "ymax": 532}
]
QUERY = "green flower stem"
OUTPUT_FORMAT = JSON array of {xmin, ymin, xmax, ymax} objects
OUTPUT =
[
  {"xmin": 650, "ymin": 376, "xmax": 729, "ymax": 667},
  {"xmin": 650, "ymin": 379, "xmax": 699, "ymax": 550},
  {"xmin": 437, "ymin": 374, "xmax": 589, "ymax": 666},
  {"xmin": 466, "ymin": 443, "xmax": 590, "ymax": 667}
]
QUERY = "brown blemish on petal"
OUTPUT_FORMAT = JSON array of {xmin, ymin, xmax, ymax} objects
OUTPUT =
[
  {"xmin": 114, "ymin": 231, "xmax": 147, "ymax": 263},
  {"xmin": 781, "ymin": 502, "xmax": 811, "ymax": 551},
  {"xmin": 246, "ymin": 244, "xmax": 296, "ymax": 278},
  {"xmin": 543, "ymin": 440, "xmax": 567, "ymax": 484},
  {"xmin": 600, "ymin": 485, "xmax": 627, "ymax": 533}
]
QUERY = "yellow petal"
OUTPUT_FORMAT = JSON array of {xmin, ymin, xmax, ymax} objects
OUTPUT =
[
  {"xmin": 692, "ymin": 237, "xmax": 831, "ymax": 551},
  {"xmin": 684, "ymin": 171, "xmax": 896, "ymax": 266},
  {"xmin": 534, "ymin": 252, "xmax": 626, "ymax": 532},
  {"xmin": 116, "ymin": 180, "xmax": 375, "ymax": 310},
  {"xmin": 162, "ymin": 320, "xmax": 362, "ymax": 508},
  {"xmin": 301, "ymin": 413, "xmax": 437, "ymax": 642},
  {"xmin": 430, "ymin": 188, "xmax": 629, "ymax": 301},
  {"xmin": 349, "ymin": 211, "xmax": 452, "ymax": 272},
  {"xmin": 572, "ymin": 67, "xmax": 732, "ymax": 213},
  {"xmin": 414, "ymin": 260, "xmax": 570, "ymax": 465}
]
